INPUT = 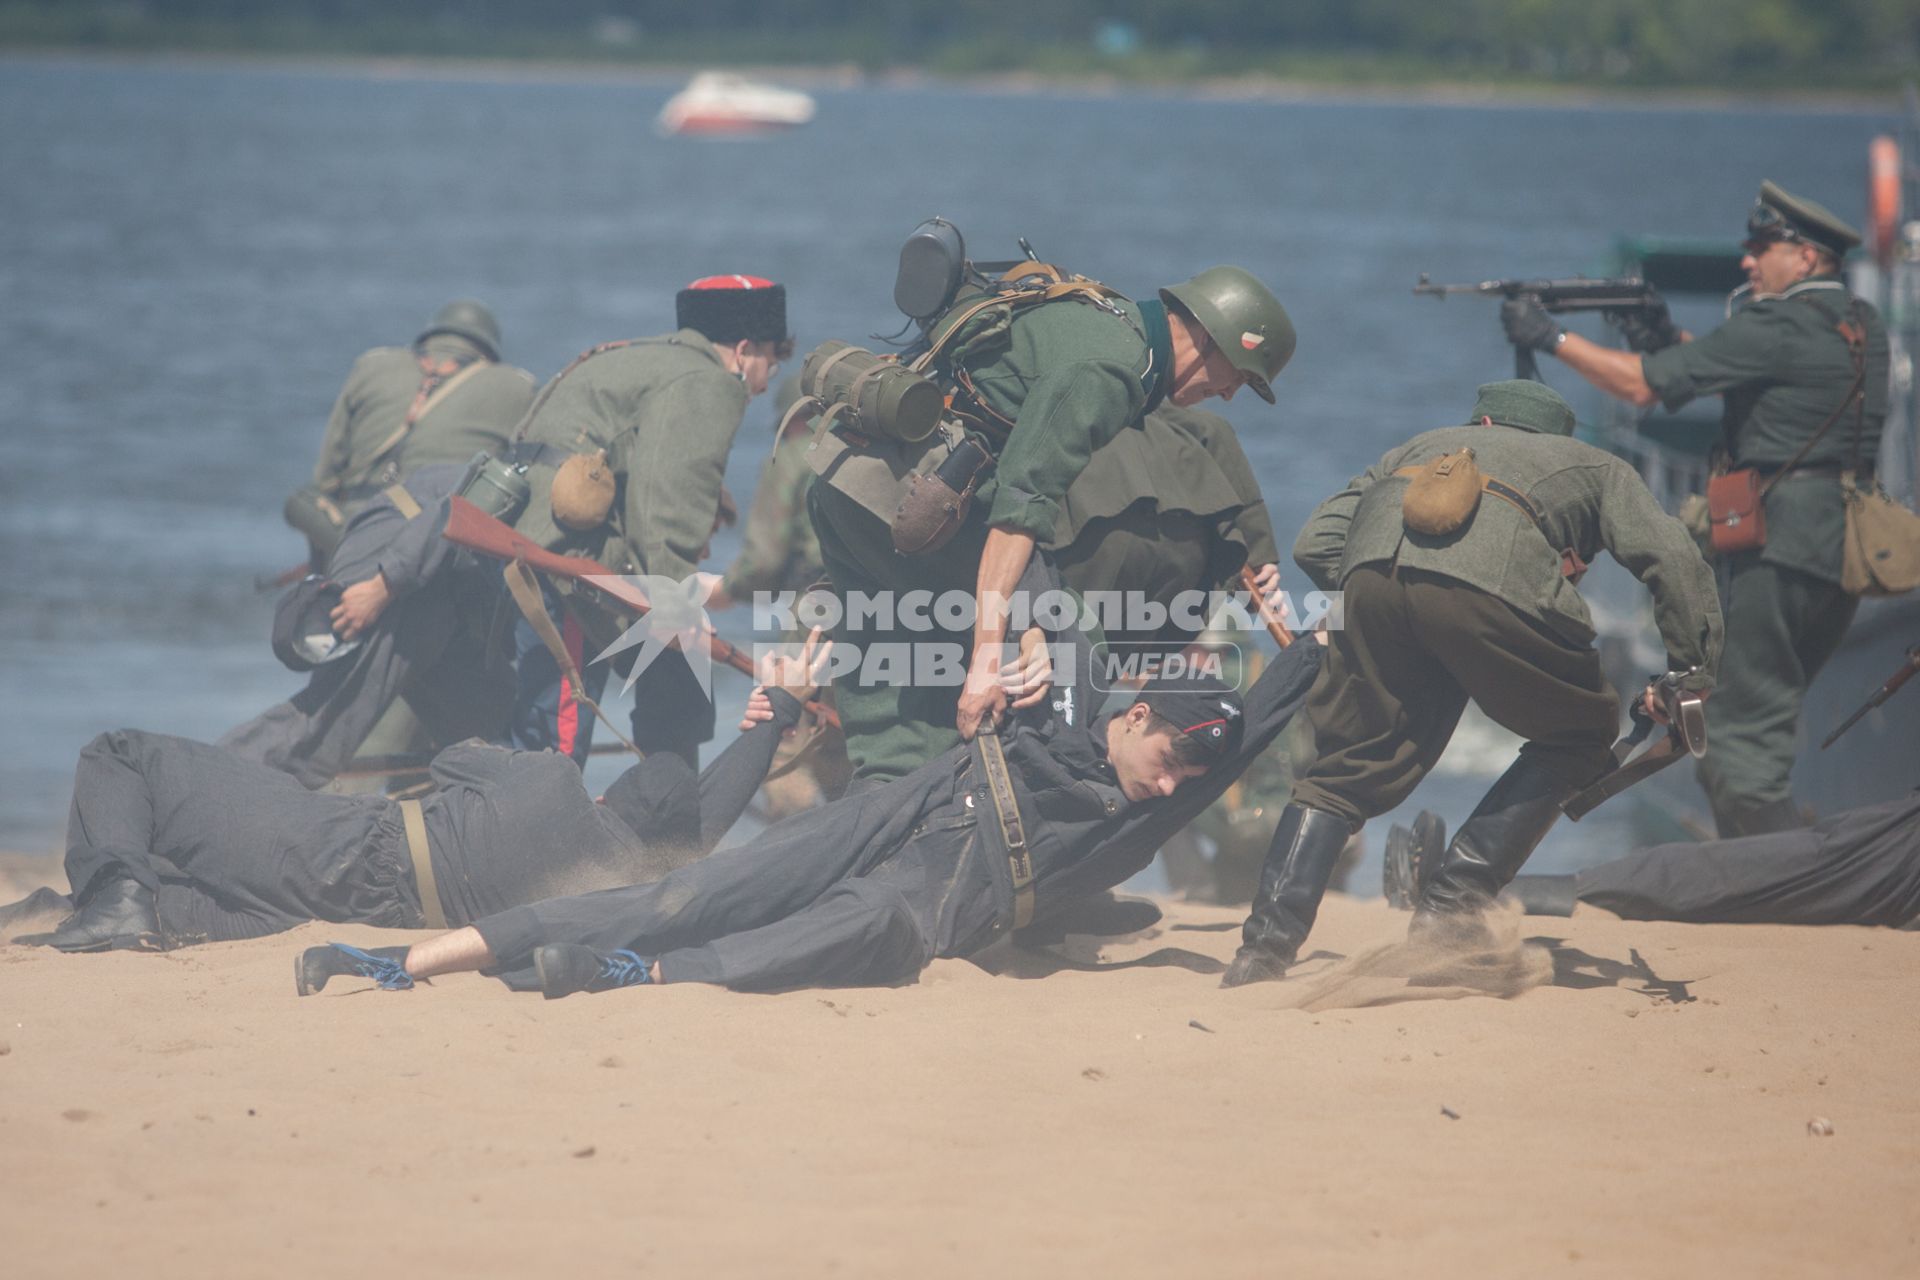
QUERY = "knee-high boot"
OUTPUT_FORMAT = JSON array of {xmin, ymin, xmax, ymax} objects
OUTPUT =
[
  {"xmin": 1220, "ymin": 803, "xmax": 1354, "ymax": 987},
  {"xmin": 1415, "ymin": 754, "xmax": 1583, "ymax": 929}
]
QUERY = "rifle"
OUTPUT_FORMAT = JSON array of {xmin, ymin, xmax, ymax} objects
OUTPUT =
[
  {"xmin": 1563, "ymin": 671, "xmax": 1707, "ymax": 821},
  {"xmin": 1239, "ymin": 565, "xmax": 1295, "ymax": 648},
  {"xmin": 1413, "ymin": 274, "xmax": 1663, "ymax": 380},
  {"xmin": 1820, "ymin": 644, "xmax": 1920, "ymax": 749},
  {"xmin": 441, "ymin": 497, "xmax": 840, "ymax": 728}
]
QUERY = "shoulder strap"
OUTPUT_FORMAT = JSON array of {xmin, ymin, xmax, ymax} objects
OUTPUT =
[
  {"xmin": 511, "ymin": 339, "xmax": 644, "ymax": 443},
  {"xmin": 363, "ymin": 357, "xmax": 489, "ymax": 469},
  {"xmin": 500, "ymin": 559, "xmax": 643, "ymax": 760},
  {"xmin": 1481, "ymin": 477, "xmax": 1588, "ymax": 582},
  {"xmin": 909, "ymin": 273, "xmax": 1129, "ymax": 375}
]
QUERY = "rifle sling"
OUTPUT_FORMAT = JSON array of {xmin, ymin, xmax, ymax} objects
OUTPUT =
[
  {"xmin": 975, "ymin": 728, "xmax": 1036, "ymax": 929},
  {"xmin": 364, "ymin": 359, "xmax": 487, "ymax": 477},
  {"xmin": 1562, "ymin": 728, "xmax": 1687, "ymax": 822},
  {"xmin": 501, "ymin": 558, "xmax": 642, "ymax": 760},
  {"xmin": 398, "ymin": 797, "xmax": 447, "ymax": 930}
]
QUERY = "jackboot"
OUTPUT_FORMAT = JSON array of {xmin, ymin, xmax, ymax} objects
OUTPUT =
[
  {"xmin": 1221, "ymin": 804, "xmax": 1354, "ymax": 987},
  {"xmin": 19, "ymin": 875, "xmax": 160, "ymax": 952},
  {"xmin": 1413, "ymin": 754, "xmax": 1585, "ymax": 940},
  {"xmin": 1500, "ymin": 874, "xmax": 1579, "ymax": 917}
]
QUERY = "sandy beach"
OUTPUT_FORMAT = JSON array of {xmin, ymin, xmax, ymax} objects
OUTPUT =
[{"xmin": 3, "ymin": 854, "xmax": 1915, "ymax": 1279}]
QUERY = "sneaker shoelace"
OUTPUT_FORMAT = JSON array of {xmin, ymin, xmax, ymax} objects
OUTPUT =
[
  {"xmin": 331, "ymin": 942, "xmax": 415, "ymax": 990},
  {"xmin": 596, "ymin": 949, "xmax": 652, "ymax": 989}
]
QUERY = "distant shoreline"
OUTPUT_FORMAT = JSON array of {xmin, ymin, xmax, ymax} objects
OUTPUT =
[{"xmin": 1, "ymin": 47, "xmax": 1901, "ymax": 117}]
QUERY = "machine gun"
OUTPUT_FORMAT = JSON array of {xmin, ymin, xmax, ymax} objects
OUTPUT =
[
  {"xmin": 1820, "ymin": 644, "xmax": 1920, "ymax": 749},
  {"xmin": 1413, "ymin": 274, "xmax": 1665, "ymax": 380}
]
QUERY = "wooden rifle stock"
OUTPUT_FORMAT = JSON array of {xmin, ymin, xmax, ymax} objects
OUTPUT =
[
  {"xmin": 441, "ymin": 497, "xmax": 840, "ymax": 729},
  {"xmin": 1240, "ymin": 565, "xmax": 1295, "ymax": 648}
]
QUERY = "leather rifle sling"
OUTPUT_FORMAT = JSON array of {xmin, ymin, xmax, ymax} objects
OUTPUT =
[
  {"xmin": 975, "ymin": 728, "xmax": 1036, "ymax": 929},
  {"xmin": 500, "ymin": 558, "xmax": 643, "ymax": 759},
  {"xmin": 398, "ymin": 797, "xmax": 447, "ymax": 929}
]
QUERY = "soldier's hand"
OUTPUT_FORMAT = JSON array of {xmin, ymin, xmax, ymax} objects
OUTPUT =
[
  {"xmin": 957, "ymin": 650, "xmax": 1010, "ymax": 739},
  {"xmin": 330, "ymin": 572, "xmax": 391, "ymax": 641},
  {"xmin": 1004, "ymin": 626, "xmax": 1055, "ymax": 710},
  {"xmin": 1606, "ymin": 292, "xmax": 1682, "ymax": 354},
  {"xmin": 1500, "ymin": 297, "xmax": 1563, "ymax": 353}
]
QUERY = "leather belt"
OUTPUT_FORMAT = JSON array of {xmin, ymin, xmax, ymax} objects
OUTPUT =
[
  {"xmin": 974, "ymin": 728, "xmax": 1035, "ymax": 928},
  {"xmin": 398, "ymin": 797, "xmax": 447, "ymax": 929}
]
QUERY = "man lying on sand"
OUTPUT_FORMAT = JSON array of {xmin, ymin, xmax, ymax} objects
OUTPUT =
[
  {"xmin": 1385, "ymin": 790, "xmax": 1920, "ymax": 928},
  {"xmin": 2, "ymin": 637, "xmax": 836, "ymax": 954},
  {"xmin": 295, "ymin": 634, "xmax": 1326, "ymax": 999}
]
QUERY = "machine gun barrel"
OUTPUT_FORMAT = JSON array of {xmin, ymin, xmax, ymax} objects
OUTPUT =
[{"xmin": 1413, "ymin": 274, "xmax": 1661, "ymax": 379}]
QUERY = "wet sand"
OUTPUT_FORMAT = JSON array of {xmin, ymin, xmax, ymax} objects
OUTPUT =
[{"xmin": 2, "ymin": 854, "xmax": 1915, "ymax": 1278}]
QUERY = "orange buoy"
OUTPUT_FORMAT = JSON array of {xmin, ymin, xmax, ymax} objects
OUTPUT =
[{"xmin": 1868, "ymin": 135, "xmax": 1900, "ymax": 267}]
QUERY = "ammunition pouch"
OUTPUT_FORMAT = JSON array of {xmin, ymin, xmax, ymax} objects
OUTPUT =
[
  {"xmin": 798, "ymin": 340, "xmax": 944, "ymax": 444},
  {"xmin": 454, "ymin": 450, "xmax": 532, "ymax": 526},
  {"xmin": 892, "ymin": 434, "xmax": 995, "ymax": 556}
]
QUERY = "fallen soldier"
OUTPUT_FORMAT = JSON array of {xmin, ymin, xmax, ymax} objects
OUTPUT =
[
  {"xmin": 1384, "ymin": 791, "xmax": 1920, "ymax": 928},
  {"xmin": 5, "ymin": 637, "xmax": 835, "ymax": 954},
  {"xmin": 294, "ymin": 632, "xmax": 1325, "ymax": 999}
]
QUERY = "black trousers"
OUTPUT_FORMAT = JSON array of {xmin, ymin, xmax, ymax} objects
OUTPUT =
[
  {"xmin": 475, "ymin": 759, "xmax": 1008, "ymax": 993},
  {"xmin": 64, "ymin": 730, "xmax": 415, "ymax": 943},
  {"xmin": 1574, "ymin": 792, "xmax": 1920, "ymax": 927}
]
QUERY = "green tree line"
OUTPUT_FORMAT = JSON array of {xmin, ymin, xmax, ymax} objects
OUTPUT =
[{"xmin": 3, "ymin": 0, "xmax": 1916, "ymax": 87}]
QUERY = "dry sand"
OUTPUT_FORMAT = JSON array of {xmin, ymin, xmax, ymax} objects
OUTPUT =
[{"xmin": 1, "ymin": 856, "xmax": 1915, "ymax": 1279}]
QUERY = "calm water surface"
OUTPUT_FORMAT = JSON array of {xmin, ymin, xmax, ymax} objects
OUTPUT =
[{"xmin": 0, "ymin": 57, "xmax": 1897, "ymax": 876}]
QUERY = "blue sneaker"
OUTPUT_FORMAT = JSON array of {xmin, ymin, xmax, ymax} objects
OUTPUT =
[
  {"xmin": 296, "ymin": 943, "xmax": 415, "ymax": 996},
  {"xmin": 534, "ymin": 945, "xmax": 653, "ymax": 999}
]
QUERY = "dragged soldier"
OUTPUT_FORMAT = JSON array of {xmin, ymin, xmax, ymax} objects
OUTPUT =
[
  {"xmin": 287, "ymin": 300, "xmax": 535, "ymax": 570},
  {"xmin": 11, "ymin": 636, "xmax": 832, "ymax": 955},
  {"xmin": 1385, "ymin": 789, "xmax": 1920, "ymax": 930},
  {"xmin": 808, "ymin": 241, "xmax": 1295, "ymax": 786},
  {"xmin": 221, "ymin": 462, "xmax": 514, "ymax": 788},
  {"xmin": 505, "ymin": 275, "xmax": 791, "ymax": 769},
  {"xmin": 1503, "ymin": 182, "xmax": 1890, "ymax": 835},
  {"xmin": 292, "ymin": 622, "xmax": 1326, "ymax": 999},
  {"xmin": 1222, "ymin": 381, "xmax": 1723, "ymax": 986}
]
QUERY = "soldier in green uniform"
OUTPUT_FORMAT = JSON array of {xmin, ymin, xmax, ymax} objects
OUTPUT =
[
  {"xmin": 1505, "ymin": 181, "xmax": 1890, "ymax": 835},
  {"xmin": 505, "ymin": 275, "xmax": 791, "ymax": 768},
  {"xmin": 711, "ymin": 377, "xmax": 824, "ymax": 608},
  {"xmin": 809, "ymin": 266, "xmax": 1295, "ymax": 786},
  {"xmin": 1221, "ymin": 381, "xmax": 1723, "ymax": 986},
  {"xmin": 289, "ymin": 300, "xmax": 535, "ymax": 568}
]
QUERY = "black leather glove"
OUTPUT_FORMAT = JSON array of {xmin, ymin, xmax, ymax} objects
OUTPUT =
[
  {"xmin": 1606, "ymin": 292, "xmax": 1681, "ymax": 353},
  {"xmin": 1500, "ymin": 297, "xmax": 1563, "ymax": 353}
]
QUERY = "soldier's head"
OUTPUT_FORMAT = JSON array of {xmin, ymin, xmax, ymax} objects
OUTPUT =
[
  {"xmin": 417, "ymin": 299, "xmax": 502, "ymax": 362},
  {"xmin": 1105, "ymin": 675, "xmax": 1245, "ymax": 802},
  {"xmin": 1742, "ymin": 180, "xmax": 1859, "ymax": 296},
  {"xmin": 1160, "ymin": 267, "xmax": 1295, "ymax": 407},
  {"xmin": 678, "ymin": 275, "xmax": 793, "ymax": 397},
  {"xmin": 1468, "ymin": 380, "xmax": 1576, "ymax": 436}
]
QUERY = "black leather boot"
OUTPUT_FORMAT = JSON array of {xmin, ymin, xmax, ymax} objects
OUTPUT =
[
  {"xmin": 1500, "ymin": 874, "xmax": 1579, "ymax": 917},
  {"xmin": 1414, "ymin": 755, "xmax": 1583, "ymax": 936},
  {"xmin": 22, "ymin": 875, "xmax": 160, "ymax": 952},
  {"xmin": 1221, "ymin": 804, "xmax": 1354, "ymax": 987}
]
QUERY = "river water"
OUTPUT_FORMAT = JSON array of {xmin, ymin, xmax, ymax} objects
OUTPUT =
[{"xmin": 0, "ymin": 56, "xmax": 1898, "ymax": 880}]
